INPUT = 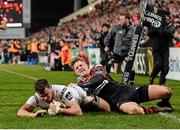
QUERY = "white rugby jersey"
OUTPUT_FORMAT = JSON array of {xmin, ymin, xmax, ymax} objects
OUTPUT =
[{"xmin": 26, "ymin": 85, "xmax": 87, "ymax": 109}]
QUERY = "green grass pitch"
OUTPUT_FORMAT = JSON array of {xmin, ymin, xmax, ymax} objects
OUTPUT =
[{"xmin": 0, "ymin": 64, "xmax": 180, "ymax": 129}]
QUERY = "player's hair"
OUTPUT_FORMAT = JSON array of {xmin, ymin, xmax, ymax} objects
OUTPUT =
[
  {"xmin": 34, "ymin": 79, "xmax": 50, "ymax": 94},
  {"xmin": 70, "ymin": 56, "xmax": 86, "ymax": 70}
]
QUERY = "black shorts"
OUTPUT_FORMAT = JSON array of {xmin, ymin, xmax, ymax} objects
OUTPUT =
[
  {"xmin": 113, "ymin": 53, "xmax": 127, "ymax": 63},
  {"xmin": 117, "ymin": 85, "xmax": 150, "ymax": 107}
]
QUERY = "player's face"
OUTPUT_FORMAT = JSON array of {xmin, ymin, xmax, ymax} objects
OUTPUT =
[
  {"xmin": 73, "ymin": 61, "xmax": 90, "ymax": 77},
  {"xmin": 38, "ymin": 87, "xmax": 53, "ymax": 103}
]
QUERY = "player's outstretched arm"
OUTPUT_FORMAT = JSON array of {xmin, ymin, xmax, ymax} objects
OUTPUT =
[
  {"xmin": 17, "ymin": 104, "xmax": 47, "ymax": 117},
  {"xmin": 98, "ymin": 97, "xmax": 111, "ymax": 112}
]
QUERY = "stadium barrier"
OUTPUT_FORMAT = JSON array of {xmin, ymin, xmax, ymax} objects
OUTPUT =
[
  {"xmin": 121, "ymin": 48, "xmax": 180, "ymax": 81},
  {"xmin": 32, "ymin": 47, "xmax": 180, "ymax": 81},
  {"xmin": 38, "ymin": 51, "xmax": 48, "ymax": 65},
  {"xmin": 121, "ymin": 48, "xmax": 153, "ymax": 75},
  {"xmin": 166, "ymin": 48, "xmax": 180, "ymax": 81},
  {"xmin": 71, "ymin": 48, "xmax": 101, "ymax": 68}
]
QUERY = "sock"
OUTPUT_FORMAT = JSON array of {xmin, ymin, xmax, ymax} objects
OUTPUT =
[{"xmin": 142, "ymin": 106, "xmax": 159, "ymax": 114}]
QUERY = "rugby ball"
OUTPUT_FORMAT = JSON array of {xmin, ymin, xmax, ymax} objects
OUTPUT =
[{"xmin": 48, "ymin": 100, "xmax": 66, "ymax": 115}]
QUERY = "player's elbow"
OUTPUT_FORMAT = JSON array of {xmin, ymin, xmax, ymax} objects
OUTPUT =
[
  {"xmin": 17, "ymin": 109, "xmax": 23, "ymax": 117},
  {"xmin": 104, "ymin": 107, "xmax": 111, "ymax": 112},
  {"xmin": 99, "ymin": 98, "xmax": 111, "ymax": 112},
  {"xmin": 75, "ymin": 109, "xmax": 83, "ymax": 116},
  {"xmin": 100, "ymin": 103, "xmax": 111, "ymax": 112}
]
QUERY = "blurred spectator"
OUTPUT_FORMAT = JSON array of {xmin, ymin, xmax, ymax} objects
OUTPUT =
[
  {"xmin": 39, "ymin": 38, "xmax": 47, "ymax": 52},
  {"xmin": 8, "ymin": 40, "xmax": 14, "ymax": 64},
  {"xmin": 1, "ymin": 0, "xmax": 179, "ymax": 71},
  {"xmin": 173, "ymin": 29, "xmax": 180, "ymax": 47},
  {"xmin": 104, "ymin": 14, "xmax": 134, "ymax": 74},
  {"xmin": 149, "ymin": 14, "xmax": 175, "ymax": 85},
  {"xmin": 30, "ymin": 38, "xmax": 39, "ymax": 65},
  {"xmin": 130, "ymin": 9, "xmax": 140, "ymax": 25},
  {"xmin": 0, "ymin": 42, "xmax": 3, "ymax": 64},
  {"xmin": 3, "ymin": 40, "xmax": 9, "ymax": 64},
  {"xmin": 49, "ymin": 36, "xmax": 60, "ymax": 68},
  {"xmin": 59, "ymin": 40, "xmax": 72, "ymax": 71},
  {"xmin": 12, "ymin": 40, "xmax": 21, "ymax": 64},
  {"xmin": 0, "ymin": 20, "xmax": 6, "ymax": 30},
  {"xmin": 93, "ymin": 23, "xmax": 111, "ymax": 73}
]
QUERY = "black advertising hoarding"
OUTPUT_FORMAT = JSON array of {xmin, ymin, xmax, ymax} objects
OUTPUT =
[
  {"xmin": 143, "ymin": 4, "xmax": 169, "ymax": 30},
  {"xmin": 134, "ymin": 48, "xmax": 153, "ymax": 75}
]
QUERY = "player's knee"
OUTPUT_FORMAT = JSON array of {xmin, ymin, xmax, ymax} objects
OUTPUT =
[
  {"xmin": 163, "ymin": 87, "xmax": 172, "ymax": 98},
  {"xmin": 77, "ymin": 110, "xmax": 83, "ymax": 116},
  {"xmin": 99, "ymin": 98, "xmax": 111, "ymax": 112},
  {"xmin": 159, "ymin": 86, "xmax": 172, "ymax": 98}
]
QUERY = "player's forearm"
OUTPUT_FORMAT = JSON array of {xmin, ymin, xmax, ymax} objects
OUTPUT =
[
  {"xmin": 58, "ymin": 107, "xmax": 82, "ymax": 116},
  {"xmin": 99, "ymin": 100, "xmax": 111, "ymax": 112},
  {"xmin": 17, "ymin": 109, "xmax": 36, "ymax": 117},
  {"xmin": 58, "ymin": 102, "xmax": 83, "ymax": 116}
]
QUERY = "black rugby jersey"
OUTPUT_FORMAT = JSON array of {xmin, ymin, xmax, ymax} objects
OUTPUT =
[{"xmin": 78, "ymin": 74, "xmax": 137, "ymax": 105}]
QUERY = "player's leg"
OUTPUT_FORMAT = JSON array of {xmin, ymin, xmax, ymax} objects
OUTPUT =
[
  {"xmin": 96, "ymin": 96, "xmax": 111, "ymax": 112},
  {"xmin": 118, "ymin": 102, "xmax": 144, "ymax": 115},
  {"xmin": 149, "ymin": 52, "xmax": 162, "ymax": 84},
  {"xmin": 113, "ymin": 63, "xmax": 120, "ymax": 74},
  {"xmin": 148, "ymin": 84, "xmax": 173, "ymax": 111},
  {"xmin": 113, "ymin": 54, "xmax": 121, "ymax": 74},
  {"xmin": 148, "ymin": 84, "xmax": 172, "ymax": 100},
  {"xmin": 159, "ymin": 51, "xmax": 169, "ymax": 85},
  {"xmin": 118, "ymin": 102, "xmax": 159, "ymax": 115}
]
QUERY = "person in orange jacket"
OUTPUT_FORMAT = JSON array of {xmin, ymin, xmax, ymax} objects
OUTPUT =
[
  {"xmin": 12, "ymin": 40, "xmax": 21, "ymax": 64},
  {"xmin": 59, "ymin": 40, "xmax": 72, "ymax": 71}
]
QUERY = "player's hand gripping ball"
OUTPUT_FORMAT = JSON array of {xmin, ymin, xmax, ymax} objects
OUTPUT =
[{"xmin": 48, "ymin": 100, "xmax": 66, "ymax": 115}]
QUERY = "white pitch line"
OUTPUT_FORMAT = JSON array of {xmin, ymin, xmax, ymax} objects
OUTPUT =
[
  {"xmin": 1, "ymin": 68, "xmax": 180, "ymax": 124},
  {"xmin": 0, "ymin": 68, "xmax": 37, "ymax": 81},
  {"xmin": 159, "ymin": 112, "xmax": 180, "ymax": 124}
]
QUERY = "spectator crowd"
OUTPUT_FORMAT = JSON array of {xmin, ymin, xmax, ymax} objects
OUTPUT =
[{"xmin": 0, "ymin": 0, "xmax": 179, "ymax": 69}]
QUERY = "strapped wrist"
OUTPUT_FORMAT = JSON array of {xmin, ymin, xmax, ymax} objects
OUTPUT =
[{"xmin": 56, "ymin": 106, "xmax": 62, "ymax": 113}]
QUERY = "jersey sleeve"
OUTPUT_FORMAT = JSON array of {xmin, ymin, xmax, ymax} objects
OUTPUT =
[
  {"xmin": 75, "ymin": 86, "xmax": 87, "ymax": 102},
  {"xmin": 78, "ymin": 74, "xmax": 106, "ymax": 95},
  {"xmin": 26, "ymin": 96, "xmax": 38, "ymax": 107},
  {"xmin": 61, "ymin": 88, "xmax": 76, "ymax": 106}
]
